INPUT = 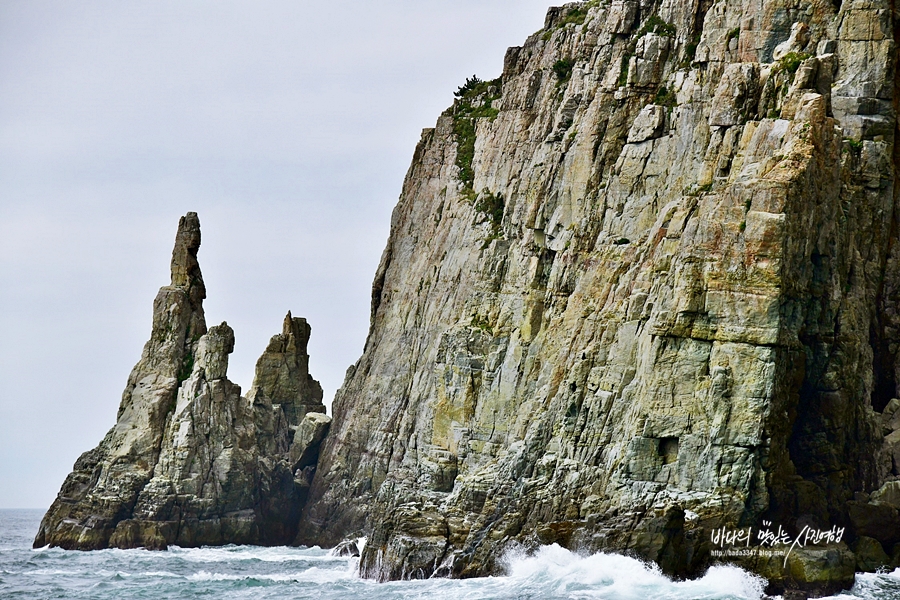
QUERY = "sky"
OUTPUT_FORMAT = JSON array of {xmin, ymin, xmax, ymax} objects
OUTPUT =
[{"xmin": 0, "ymin": 0, "xmax": 556, "ymax": 509}]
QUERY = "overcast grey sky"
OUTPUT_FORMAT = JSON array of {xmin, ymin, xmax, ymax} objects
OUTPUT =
[{"xmin": 0, "ymin": 0, "xmax": 555, "ymax": 508}]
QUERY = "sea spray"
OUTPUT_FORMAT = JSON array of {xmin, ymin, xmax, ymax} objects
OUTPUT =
[{"xmin": 498, "ymin": 544, "xmax": 767, "ymax": 600}]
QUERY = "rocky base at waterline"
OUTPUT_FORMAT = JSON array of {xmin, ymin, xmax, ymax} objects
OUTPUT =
[{"xmin": 34, "ymin": 213, "xmax": 330, "ymax": 550}]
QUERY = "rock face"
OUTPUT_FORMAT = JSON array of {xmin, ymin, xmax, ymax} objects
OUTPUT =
[
  {"xmin": 35, "ymin": 213, "xmax": 328, "ymax": 549},
  {"xmin": 248, "ymin": 312, "xmax": 325, "ymax": 427},
  {"xmin": 296, "ymin": 0, "xmax": 900, "ymax": 595}
]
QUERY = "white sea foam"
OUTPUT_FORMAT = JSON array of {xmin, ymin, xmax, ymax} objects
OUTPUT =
[
  {"xmin": 498, "ymin": 544, "xmax": 767, "ymax": 600},
  {"xmin": 137, "ymin": 570, "xmax": 182, "ymax": 579},
  {"xmin": 187, "ymin": 565, "xmax": 357, "ymax": 584},
  {"xmin": 328, "ymin": 536, "xmax": 368, "ymax": 558},
  {"xmin": 167, "ymin": 544, "xmax": 341, "ymax": 564},
  {"xmin": 21, "ymin": 568, "xmax": 82, "ymax": 576},
  {"xmin": 13, "ymin": 505, "xmax": 900, "ymax": 600}
]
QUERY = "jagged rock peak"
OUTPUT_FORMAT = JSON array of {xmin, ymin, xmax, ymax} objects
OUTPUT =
[
  {"xmin": 36, "ymin": 214, "xmax": 327, "ymax": 551},
  {"xmin": 249, "ymin": 311, "xmax": 325, "ymax": 426},
  {"xmin": 170, "ymin": 211, "xmax": 205, "ymax": 295},
  {"xmin": 35, "ymin": 212, "xmax": 210, "ymax": 550}
]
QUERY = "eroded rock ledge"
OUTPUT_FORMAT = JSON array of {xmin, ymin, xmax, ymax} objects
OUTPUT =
[{"xmin": 35, "ymin": 213, "xmax": 329, "ymax": 549}]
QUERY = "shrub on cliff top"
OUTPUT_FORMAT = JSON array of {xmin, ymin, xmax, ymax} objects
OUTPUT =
[{"xmin": 452, "ymin": 75, "xmax": 502, "ymax": 191}]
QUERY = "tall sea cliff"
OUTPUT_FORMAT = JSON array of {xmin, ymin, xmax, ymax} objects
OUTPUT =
[
  {"xmin": 299, "ymin": 0, "xmax": 900, "ymax": 594},
  {"xmin": 38, "ymin": 0, "xmax": 900, "ymax": 596}
]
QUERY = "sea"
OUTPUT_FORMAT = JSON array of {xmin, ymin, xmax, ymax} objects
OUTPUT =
[{"xmin": 2, "ymin": 510, "xmax": 900, "ymax": 599}]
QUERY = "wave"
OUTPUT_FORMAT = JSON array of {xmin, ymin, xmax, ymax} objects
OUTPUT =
[
  {"xmin": 30, "ymin": 543, "xmax": 340, "ymax": 563},
  {"xmin": 18, "ymin": 543, "xmax": 772, "ymax": 599},
  {"xmin": 495, "ymin": 544, "xmax": 767, "ymax": 600},
  {"xmin": 187, "ymin": 565, "xmax": 357, "ymax": 585},
  {"xmin": 91, "ymin": 569, "xmax": 183, "ymax": 579},
  {"xmin": 7, "ymin": 538, "xmax": 837, "ymax": 599},
  {"xmin": 167, "ymin": 544, "xmax": 345, "ymax": 563},
  {"xmin": 21, "ymin": 568, "xmax": 82, "ymax": 576}
]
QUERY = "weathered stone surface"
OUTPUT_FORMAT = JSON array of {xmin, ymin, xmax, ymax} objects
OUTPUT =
[
  {"xmin": 291, "ymin": 412, "xmax": 332, "ymax": 472},
  {"xmin": 871, "ymin": 480, "xmax": 900, "ymax": 508},
  {"xmin": 295, "ymin": 0, "xmax": 900, "ymax": 596},
  {"xmin": 854, "ymin": 536, "xmax": 890, "ymax": 572},
  {"xmin": 116, "ymin": 320, "xmax": 300, "ymax": 548},
  {"xmin": 748, "ymin": 544, "xmax": 857, "ymax": 598},
  {"xmin": 848, "ymin": 501, "xmax": 900, "ymax": 547},
  {"xmin": 36, "ymin": 215, "xmax": 327, "ymax": 549},
  {"xmin": 248, "ymin": 312, "xmax": 324, "ymax": 427},
  {"xmin": 36, "ymin": 0, "xmax": 900, "ymax": 595},
  {"xmin": 772, "ymin": 21, "xmax": 810, "ymax": 61},
  {"xmin": 709, "ymin": 63, "xmax": 760, "ymax": 126},
  {"xmin": 627, "ymin": 104, "xmax": 666, "ymax": 143}
]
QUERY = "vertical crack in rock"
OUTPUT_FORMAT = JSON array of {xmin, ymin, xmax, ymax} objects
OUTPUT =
[{"xmin": 36, "ymin": 214, "xmax": 329, "ymax": 550}]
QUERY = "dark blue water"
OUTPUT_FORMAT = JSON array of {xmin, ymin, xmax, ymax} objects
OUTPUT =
[{"xmin": 2, "ymin": 509, "xmax": 898, "ymax": 599}]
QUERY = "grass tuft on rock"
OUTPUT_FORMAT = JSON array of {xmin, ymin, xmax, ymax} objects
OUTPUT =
[
  {"xmin": 655, "ymin": 85, "xmax": 677, "ymax": 108},
  {"xmin": 774, "ymin": 51, "xmax": 811, "ymax": 76}
]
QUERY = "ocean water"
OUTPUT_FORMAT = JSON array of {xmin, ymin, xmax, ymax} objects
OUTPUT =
[{"xmin": 2, "ymin": 509, "xmax": 899, "ymax": 599}]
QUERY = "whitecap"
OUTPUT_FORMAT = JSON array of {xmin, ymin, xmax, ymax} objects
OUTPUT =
[
  {"xmin": 186, "ymin": 565, "xmax": 357, "ymax": 584},
  {"xmin": 137, "ymin": 571, "xmax": 182, "ymax": 579},
  {"xmin": 95, "ymin": 570, "xmax": 130, "ymax": 578},
  {"xmin": 21, "ymin": 568, "xmax": 82, "ymax": 576},
  {"xmin": 671, "ymin": 564, "xmax": 768, "ymax": 599},
  {"xmin": 168, "ymin": 544, "xmax": 340, "ymax": 564},
  {"xmin": 500, "ymin": 544, "xmax": 767, "ymax": 600}
]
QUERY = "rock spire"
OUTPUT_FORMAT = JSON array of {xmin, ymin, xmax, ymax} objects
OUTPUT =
[{"xmin": 36, "ymin": 213, "xmax": 328, "ymax": 549}]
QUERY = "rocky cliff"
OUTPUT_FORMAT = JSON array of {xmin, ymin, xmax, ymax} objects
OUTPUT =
[
  {"xmin": 295, "ymin": 0, "xmax": 900, "ymax": 595},
  {"xmin": 35, "ymin": 213, "xmax": 330, "ymax": 549}
]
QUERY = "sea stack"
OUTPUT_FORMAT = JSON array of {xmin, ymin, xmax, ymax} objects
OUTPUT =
[
  {"xmin": 35, "ymin": 213, "xmax": 329, "ymax": 549},
  {"xmin": 292, "ymin": 1, "xmax": 900, "ymax": 596}
]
